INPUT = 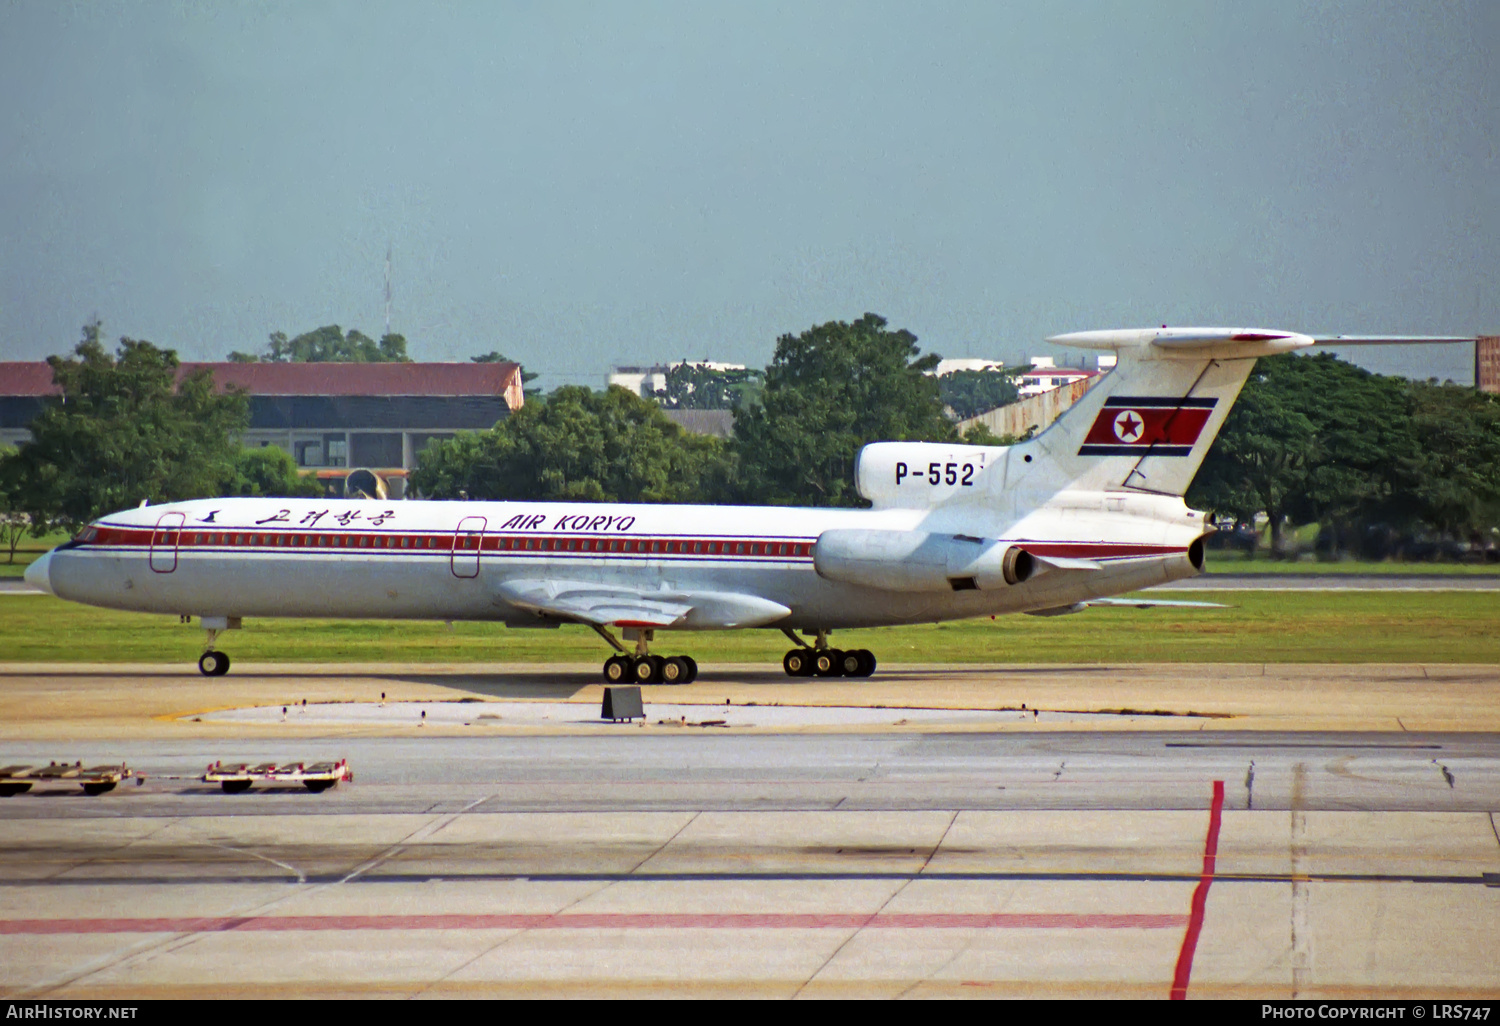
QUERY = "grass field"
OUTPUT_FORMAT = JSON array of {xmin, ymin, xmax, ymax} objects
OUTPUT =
[{"xmin": 1, "ymin": 590, "xmax": 1496, "ymax": 664}]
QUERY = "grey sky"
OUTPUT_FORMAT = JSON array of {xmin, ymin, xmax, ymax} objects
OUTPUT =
[{"xmin": 2, "ymin": 1, "xmax": 1495, "ymax": 389}]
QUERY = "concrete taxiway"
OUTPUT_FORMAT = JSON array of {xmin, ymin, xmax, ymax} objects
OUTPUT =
[{"xmin": 1, "ymin": 662, "xmax": 1497, "ymax": 999}]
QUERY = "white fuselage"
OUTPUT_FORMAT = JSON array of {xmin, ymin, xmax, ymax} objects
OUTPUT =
[{"xmin": 35, "ymin": 491, "xmax": 1204, "ymax": 632}]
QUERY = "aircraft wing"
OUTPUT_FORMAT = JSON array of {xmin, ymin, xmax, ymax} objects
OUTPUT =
[
  {"xmin": 1024, "ymin": 597, "xmax": 1227, "ymax": 617},
  {"xmin": 1311, "ymin": 335, "xmax": 1475, "ymax": 346},
  {"xmin": 496, "ymin": 579, "xmax": 791, "ymax": 629}
]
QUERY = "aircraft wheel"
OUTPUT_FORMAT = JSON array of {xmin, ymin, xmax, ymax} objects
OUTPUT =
[
  {"xmin": 783, "ymin": 649, "xmax": 813, "ymax": 676},
  {"xmin": 814, "ymin": 649, "xmax": 844, "ymax": 677},
  {"xmin": 632, "ymin": 656, "xmax": 663, "ymax": 684},
  {"xmin": 305, "ymin": 780, "xmax": 333, "ymax": 793},
  {"xmin": 661, "ymin": 656, "xmax": 692, "ymax": 685},
  {"xmin": 837, "ymin": 650, "xmax": 865, "ymax": 677},
  {"xmin": 682, "ymin": 656, "xmax": 698, "ymax": 683},
  {"xmin": 221, "ymin": 779, "xmax": 252, "ymax": 794},
  {"xmin": 603, "ymin": 655, "xmax": 631, "ymax": 683},
  {"xmin": 82, "ymin": 782, "xmax": 116, "ymax": 796},
  {"xmin": 0, "ymin": 783, "xmax": 31, "ymax": 797},
  {"xmin": 853, "ymin": 649, "xmax": 878, "ymax": 678},
  {"xmin": 198, "ymin": 651, "xmax": 230, "ymax": 677}
]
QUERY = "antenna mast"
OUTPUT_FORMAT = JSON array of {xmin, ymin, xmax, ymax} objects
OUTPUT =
[{"xmin": 384, "ymin": 244, "xmax": 392, "ymax": 337}]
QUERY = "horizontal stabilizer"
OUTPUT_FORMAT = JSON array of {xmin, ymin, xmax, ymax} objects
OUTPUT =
[
  {"xmin": 1084, "ymin": 597, "xmax": 1227, "ymax": 609},
  {"xmin": 1048, "ymin": 327, "xmax": 1476, "ymax": 361},
  {"xmin": 1032, "ymin": 555, "xmax": 1103, "ymax": 572},
  {"xmin": 1312, "ymin": 335, "xmax": 1476, "ymax": 346},
  {"xmin": 1024, "ymin": 597, "xmax": 1226, "ymax": 617}
]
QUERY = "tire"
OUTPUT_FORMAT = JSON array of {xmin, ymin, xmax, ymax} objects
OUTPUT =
[
  {"xmin": 854, "ymin": 649, "xmax": 878, "ymax": 677},
  {"xmin": 814, "ymin": 650, "xmax": 844, "ymax": 677},
  {"xmin": 0, "ymin": 783, "xmax": 32, "ymax": 797},
  {"xmin": 603, "ymin": 655, "xmax": 630, "ymax": 683},
  {"xmin": 838, "ymin": 650, "xmax": 863, "ymax": 677},
  {"xmin": 682, "ymin": 656, "xmax": 698, "ymax": 683},
  {"xmin": 632, "ymin": 656, "xmax": 662, "ymax": 684},
  {"xmin": 783, "ymin": 649, "xmax": 811, "ymax": 676},
  {"xmin": 198, "ymin": 650, "xmax": 229, "ymax": 676},
  {"xmin": 221, "ymin": 779, "xmax": 252, "ymax": 794},
  {"xmin": 661, "ymin": 657, "xmax": 691, "ymax": 685},
  {"xmin": 82, "ymin": 782, "xmax": 116, "ymax": 796},
  {"xmin": 305, "ymin": 781, "xmax": 333, "ymax": 793}
]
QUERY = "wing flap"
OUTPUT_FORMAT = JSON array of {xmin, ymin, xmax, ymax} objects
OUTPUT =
[{"xmin": 496, "ymin": 580, "xmax": 790, "ymax": 629}]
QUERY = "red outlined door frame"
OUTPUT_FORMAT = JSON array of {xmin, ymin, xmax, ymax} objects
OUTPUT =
[
  {"xmin": 149, "ymin": 512, "xmax": 186, "ymax": 573},
  {"xmin": 451, "ymin": 516, "xmax": 486, "ymax": 578}
]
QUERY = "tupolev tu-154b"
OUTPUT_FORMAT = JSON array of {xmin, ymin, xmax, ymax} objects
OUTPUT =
[{"xmin": 24, "ymin": 327, "xmax": 1471, "ymax": 684}]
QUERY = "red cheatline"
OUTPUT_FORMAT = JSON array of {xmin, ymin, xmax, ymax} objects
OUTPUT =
[
  {"xmin": 1170, "ymin": 779, "xmax": 1226, "ymax": 1000},
  {"xmin": 0, "ymin": 912, "xmax": 1186, "ymax": 935}
]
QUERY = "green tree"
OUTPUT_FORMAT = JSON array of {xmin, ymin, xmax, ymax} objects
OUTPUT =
[
  {"xmin": 223, "ymin": 446, "xmax": 324, "ymax": 498},
  {"xmin": 958, "ymin": 422, "xmax": 1021, "ymax": 447},
  {"xmin": 409, "ymin": 385, "xmax": 726, "ymax": 503},
  {"xmin": 938, "ymin": 367, "xmax": 1024, "ymax": 420},
  {"xmin": 0, "ymin": 324, "xmax": 250, "ymax": 533},
  {"xmin": 0, "ymin": 444, "xmax": 33, "ymax": 563},
  {"xmin": 1188, "ymin": 353, "xmax": 1416, "ymax": 557},
  {"xmin": 651, "ymin": 364, "xmax": 764, "ymax": 410},
  {"xmin": 230, "ymin": 326, "xmax": 411, "ymax": 363},
  {"xmin": 1399, "ymin": 382, "xmax": 1500, "ymax": 540},
  {"xmin": 730, "ymin": 314, "xmax": 954, "ymax": 506}
]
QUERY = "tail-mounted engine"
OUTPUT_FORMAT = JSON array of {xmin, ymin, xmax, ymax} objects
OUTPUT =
[{"xmin": 813, "ymin": 529, "xmax": 1034, "ymax": 593}]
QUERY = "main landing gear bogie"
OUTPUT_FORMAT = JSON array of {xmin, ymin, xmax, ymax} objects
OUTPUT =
[
  {"xmin": 784, "ymin": 647, "xmax": 875, "ymax": 678},
  {"xmin": 779, "ymin": 627, "xmax": 876, "ymax": 678},
  {"xmin": 602, "ymin": 653, "xmax": 698, "ymax": 685}
]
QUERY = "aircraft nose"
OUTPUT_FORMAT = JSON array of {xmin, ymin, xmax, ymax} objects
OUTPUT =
[{"xmin": 24, "ymin": 550, "xmax": 54, "ymax": 595}]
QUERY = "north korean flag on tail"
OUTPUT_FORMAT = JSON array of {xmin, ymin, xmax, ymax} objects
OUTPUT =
[{"xmin": 1077, "ymin": 396, "xmax": 1218, "ymax": 457}]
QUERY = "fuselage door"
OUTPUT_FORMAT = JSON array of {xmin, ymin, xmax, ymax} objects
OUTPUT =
[
  {"xmin": 451, "ymin": 516, "xmax": 486, "ymax": 579},
  {"xmin": 149, "ymin": 512, "xmax": 187, "ymax": 573}
]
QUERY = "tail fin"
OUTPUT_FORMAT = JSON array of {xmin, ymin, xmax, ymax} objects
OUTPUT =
[{"xmin": 1017, "ymin": 327, "xmax": 1315, "ymax": 497}]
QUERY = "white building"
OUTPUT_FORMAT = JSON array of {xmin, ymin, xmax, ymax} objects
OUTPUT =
[
  {"xmin": 929, "ymin": 358, "xmax": 1005, "ymax": 376},
  {"xmin": 610, "ymin": 360, "xmax": 747, "ymax": 396},
  {"xmin": 1012, "ymin": 353, "xmax": 1116, "ymax": 397},
  {"xmin": 1015, "ymin": 356, "xmax": 1088, "ymax": 398}
]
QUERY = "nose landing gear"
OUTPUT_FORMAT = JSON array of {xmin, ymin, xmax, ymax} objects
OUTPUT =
[
  {"xmin": 781, "ymin": 629, "xmax": 876, "ymax": 678},
  {"xmin": 195, "ymin": 617, "xmax": 240, "ymax": 676}
]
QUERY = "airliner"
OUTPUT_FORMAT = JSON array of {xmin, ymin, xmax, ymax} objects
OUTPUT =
[{"xmin": 25, "ymin": 328, "xmax": 1469, "ymax": 684}]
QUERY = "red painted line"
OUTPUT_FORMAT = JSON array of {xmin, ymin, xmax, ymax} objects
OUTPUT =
[
  {"xmin": 1170, "ymin": 779, "xmax": 1225, "ymax": 1000},
  {"xmin": 0, "ymin": 912, "xmax": 1186, "ymax": 935}
]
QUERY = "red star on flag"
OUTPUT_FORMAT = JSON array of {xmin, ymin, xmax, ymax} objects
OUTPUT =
[{"xmin": 1113, "ymin": 410, "xmax": 1144, "ymax": 442}]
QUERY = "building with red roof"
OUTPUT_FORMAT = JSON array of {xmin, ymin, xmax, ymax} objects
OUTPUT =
[{"xmin": 0, "ymin": 361, "xmax": 525, "ymax": 497}]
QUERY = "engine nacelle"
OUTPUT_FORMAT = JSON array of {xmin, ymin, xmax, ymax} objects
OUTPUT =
[
  {"xmin": 854, "ymin": 442, "xmax": 1004, "ymax": 509},
  {"xmin": 813, "ymin": 529, "xmax": 1034, "ymax": 592}
]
